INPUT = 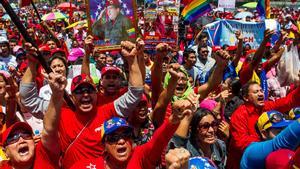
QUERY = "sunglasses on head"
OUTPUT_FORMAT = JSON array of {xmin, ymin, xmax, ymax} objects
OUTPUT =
[
  {"xmin": 73, "ymin": 86, "xmax": 96, "ymax": 95},
  {"xmin": 262, "ymin": 113, "xmax": 284, "ymax": 129},
  {"xmin": 105, "ymin": 130, "xmax": 132, "ymax": 143},
  {"xmin": 6, "ymin": 132, "xmax": 33, "ymax": 146},
  {"xmin": 198, "ymin": 120, "xmax": 219, "ymax": 131}
]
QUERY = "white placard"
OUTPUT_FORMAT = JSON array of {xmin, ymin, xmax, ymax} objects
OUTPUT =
[{"xmin": 218, "ymin": 0, "xmax": 236, "ymax": 9}]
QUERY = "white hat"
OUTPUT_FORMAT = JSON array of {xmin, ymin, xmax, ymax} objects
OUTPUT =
[{"xmin": 0, "ymin": 36, "xmax": 8, "ymax": 44}]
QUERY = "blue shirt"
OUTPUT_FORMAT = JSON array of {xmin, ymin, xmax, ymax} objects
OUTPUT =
[{"xmin": 240, "ymin": 119, "xmax": 300, "ymax": 169}]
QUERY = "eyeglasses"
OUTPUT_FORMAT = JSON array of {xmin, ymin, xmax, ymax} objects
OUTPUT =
[
  {"xmin": 6, "ymin": 132, "xmax": 33, "ymax": 146},
  {"xmin": 105, "ymin": 130, "xmax": 132, "ymax": 143},
  {"xmin": 73, "ymin": 87, "xmax": 96, "ymax": 95},
  {"xmin": 262, "ymin": 113, "xmax": 284, "ymax": 129},
  {"xmin": 198, "ymin": 120, "xmax": 219, "ymax": 131}
]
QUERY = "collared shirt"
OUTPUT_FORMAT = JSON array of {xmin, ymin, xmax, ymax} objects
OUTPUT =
[
  {"xmin": 169, "ymin": 134, "xmax": 227, "ymax": 169},
  {"xmin": 195, "ymin": 57, "xmax": 215, "ymax": 84},
  {"xmin": 227, "ymin": 87, "xmax": 300, "ymax": 169}
]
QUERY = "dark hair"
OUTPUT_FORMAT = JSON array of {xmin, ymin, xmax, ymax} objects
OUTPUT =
[
  {"xmin": 222, "ymin": 44, "xmax": 229, "ymax": 50},
  {"xmin": 197, "ymin": 44, "xmax": 208, "ymax": 53},
  {"xmin": 183, "ymin": 48, "xmax": 196, "ymax": 59},
  {"xmin": 241, "ymin": 81, "xmax": 259, "ymax": 99},
  {"xmin": 197, "ymin": 32, "xmax": 208, "ymax": 42},
  {"xmin": 190, "ymin": 108, "xmax": 217, "ymax": 145},
  {"xmin": 48, "ymin": 55, "xmax": 69, "ymax": 76},
  {"xmin": 230, "ymin": 79, "xmax": 242, "ymax": 97},
  {"xmin": 0, "ymin": 73, "xmax": 8, "ymax": 84}
]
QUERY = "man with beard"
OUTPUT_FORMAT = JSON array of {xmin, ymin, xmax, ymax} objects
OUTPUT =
[
  {"xmin": 0, "ymin": 36, "xmax": 17, "ymax": 73},
  {"xmin": 0, "ymin": 72, "xmax": 67, "ymax": 169},
  {"xmin": 227, "ymin": 71, "xmax": 300, "ymax": 169}
]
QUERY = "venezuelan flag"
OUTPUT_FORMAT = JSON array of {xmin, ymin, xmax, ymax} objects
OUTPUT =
[
  {"xmin": 256, "ymin": 0, "xmax": 270, "ymax": 19},
  {"xmin": 182, "ymin": 0, "xmax": 212, "ymax": 22}
]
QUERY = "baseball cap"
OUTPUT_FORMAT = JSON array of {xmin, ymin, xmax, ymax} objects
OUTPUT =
[
  {"xmin": 227, "ymin": 46, "xmax": 237, "ymax": 51},
  {"xmin": 68, "ymin": 48, "xmax": 85, "ymax": 62},
  {"xmin": 106, "ymin": 0, "xmax": 120, "ymax": 7},
  {"xmin": 0, "ymin": 36, "xmax": 8, "ymax": 44},
  {"xmin": 70, "ymin": 74, "xmax": 96, "ymax": 93},
  {"xmin": 101, "ymin": 66, "xmax": 121, "ymax": 78},
  {"xmin": 257, "ymin": 110, "xmax": 294, "ymax": 132},
  {"xmin": 100, "ymin": 117, "xmax": 132, "ymax": 142},
  {"xmin": 265, "ymin": 149, "xmax": 294, "ymax": 169},
  {"xmin": 188, "ymin": 157, "xmax": 217, "ymax": 169},
  {"xmin": 51, "ymin": 48, "xmax": 67, "ymax": 57},
  {"xmin": 1, "ymin": 122, "xmax": 33, "ymax": 146},
  {"xmin": 288, "ymin": 107, "xmax": 300, "ymax": 119}
]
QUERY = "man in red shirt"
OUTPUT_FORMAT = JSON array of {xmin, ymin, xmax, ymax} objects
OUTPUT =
[
  {"xmin": 0, "ymin": 72, "xmax": 66, "ymax": 169},
  {"xmin": 227, "ymin": 74, "xmax": 300, "ymax": 169},
  {"xmin": 53, "ymin": 40, "xmax": 144, "ymax": 169},
  {"xmin": 97, "ymin": 66, "xmax": 127, "ymax": 106},
  {"xmin": 70, "ymin": 98, "xmax": 194, "ymax": 169}
]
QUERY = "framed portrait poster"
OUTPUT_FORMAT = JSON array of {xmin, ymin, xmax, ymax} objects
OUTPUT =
[
  {"xmin": 143, "ymin": 0, "xmax": 180, "ymax": 49},
  {"xmin": 87, "ymin": 0, "xmax": 138, "ymax": 51}
]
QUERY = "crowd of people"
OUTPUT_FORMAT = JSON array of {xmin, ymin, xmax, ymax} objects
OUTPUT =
[{"xmin": 0, "ymin": 1, "xmax": 299, "ymax": 169}]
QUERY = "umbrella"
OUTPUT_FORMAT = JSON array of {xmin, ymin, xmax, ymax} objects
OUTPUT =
[
  {"xmin": 65, "ymin": 20, "xmax": 87, "ymax": 29},
  {"xmin": 235, "ymin": 11, "xmax": 253, "ymax": 19},
  {"xmin": 57, "ymin": 2, "xmax": 77, "ymax": 9},
  {"xmin": 241, "ymin": 2, "xmax": 258, "ymax": 9},
  {"xmin": 68, "ymin": 48, "xmax": 85, "ymax": 62},
  {"xmin": 42, "ymin": 12, "xmax": 68, "ymax": 21}
]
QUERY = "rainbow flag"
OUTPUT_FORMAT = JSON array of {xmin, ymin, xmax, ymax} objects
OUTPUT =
[
  {"xmin": 256, "ymin": 0, "xmax": 270, "ymax": 19},
  {"xmin": 182, "ymin": 0, "xmax": 212, "ymax": 22}
]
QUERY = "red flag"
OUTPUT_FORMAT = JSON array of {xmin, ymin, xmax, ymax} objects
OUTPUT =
[{"xmin": 19, "ymin": 0, "xmax": 31, "ymax": 7}]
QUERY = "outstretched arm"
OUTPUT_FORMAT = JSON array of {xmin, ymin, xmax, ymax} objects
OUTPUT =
[
  {"xmin": 150, "ymin": 63, "xmax": 180, "ymax": 128},
  {"xmin": 263, "ymin": 47, "xmax": 285, "ymax": 72},
  {"xmin": 195, "ymin": 50, "xmax": 229, "ymax": 100},
  {"xmin": 233, "ymin": 31, "xmax": 243, "ymax": 66},
  {"xmin": 41, "ymin": 73, "xmax": 66, "ymax": 156},
  {"xmin": 151, "ymin": 43, "xmax": 170, "ymax": 107},
  {"xmin": 81, "ymin": 35, "xmax": 94, "ymax": 79}
]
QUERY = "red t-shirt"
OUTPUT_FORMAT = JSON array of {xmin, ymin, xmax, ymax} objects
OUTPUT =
[
  {"xmin": 69, "ymin": 120, "xmax": 179, "ymax": 169},
  {"xmin": 97, "ymin": 88, "xmax": 127, "ymax": 107},
  {"xmin": 0, "ymin": 141, "xmax": 59, "ymax": 169},
  {"xmin": 59, "ymin": 103, "xmax": 118, "ymax": 169}
]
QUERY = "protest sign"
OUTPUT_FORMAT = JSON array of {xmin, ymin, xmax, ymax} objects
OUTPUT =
[
  {"xmin": 218, "ymin": 0, "xmax": 236, "ymax": 9},
  {"xmin": 143, "ymin": 0, "xmax": 180, "ymax": 49},
  {"xmin": 87, "ymin": 0, "xmax": 138, "ymax": 51},
  {"xmin": 205, "ymin": 19, "xmax": 280, "ymax": 49}
]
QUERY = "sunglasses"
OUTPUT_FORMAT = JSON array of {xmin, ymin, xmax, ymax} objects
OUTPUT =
[
  {"xmin": 105, "ymin": 130, "xmax": 132, "ymax": 143},
  {"xmin": 73, "ymin": 86, "xmax": 96, "ymax": 95},
  {"xmin": 198, "ymin": 120, "xmax": 219, "ymax": 131},
  {"xmin": 6, "ymin": 132, "xmax": 33, "ymax": 146},
  {"xmin": 262, "ymin": 113, "xmax": 284, "ymax": 129},
  {"xmin": 103, "ymin": 74, "xmax": 119, "ymax": 80}
]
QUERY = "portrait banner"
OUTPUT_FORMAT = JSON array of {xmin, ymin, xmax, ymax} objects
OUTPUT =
[
  {"xmin": 88, "ymin": 0, "xmax": 138, "ymax": 51},
  {"xmin": 143, "ymin": 0, "xmax": 180, "ymax": 49},
  {"xmin": 205, "ymin": 19, "xmax": 280, "ymax": 49}
]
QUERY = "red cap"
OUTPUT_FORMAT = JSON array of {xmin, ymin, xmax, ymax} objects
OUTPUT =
[
  {"xmin": 39, "ymin": 44, "xmax": 51, "ymax": 52},
  {"xmin": 212, "ymin": 46, "xmax": 221, "ymax": 52},
  {"xmin": 227, "ymin": 46, "xmax": 237, "ymax": 51},
  {"xmin": 266, "ymin": 42, "xmax": 271, "ymax": 47},
  {"xmin": 1, "ymin": 122, "xmax": 33, "ymax": 146},
  {"xmin": 51, "ymin": 48, "xmax": 66, "ymax": 57},
  {"xmin": 101, "ymin": 66, "xmax": 121, "ymax": 78},
  {"xmin": 106, "ymin": 0, "xmax": 120, "ymax": 7},
  {"xmin": 289, "ymin": 147, "xmax": 300, "ymax": 169},
  {"xmin": 186, "ymin": 33, "xmax": 193, "ymax": 40},
  {"xmin": 265, "ymin": 149, "xmax": 294, "ymax": 169},
  {"xmin": 246, "ymin": 49, "xmax": 256, "ymax": 56},
  {"xmin": 71, "ymin": 74, "xmax": 96, "ymax": 93}
]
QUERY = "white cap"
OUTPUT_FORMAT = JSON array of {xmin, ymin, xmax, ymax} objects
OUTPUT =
[{"xmin": 0, "ymin": 36, "xmax": 8, "ymax": 44}]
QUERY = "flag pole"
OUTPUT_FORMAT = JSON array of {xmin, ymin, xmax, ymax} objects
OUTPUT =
[
  {"xmin": 30, "ymin": 0, "xmax": 42, "ymax": 22},
  {"xmin": 0, "ymin": 0, "xmax": 76, "ymax": 111}
]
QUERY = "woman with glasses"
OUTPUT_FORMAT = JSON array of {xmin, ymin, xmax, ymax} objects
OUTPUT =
[{"xmin": 168, "ymin": 108, "xmax": 227, "ymax": 169}]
